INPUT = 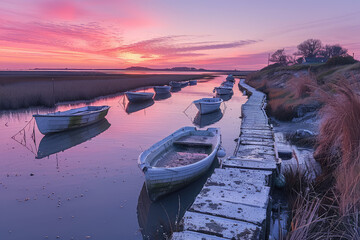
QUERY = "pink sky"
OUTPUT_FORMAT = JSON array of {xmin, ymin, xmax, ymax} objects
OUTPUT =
[{"xmin": 1, "ymin": 0, "xmax": 360, "ymax": 70}]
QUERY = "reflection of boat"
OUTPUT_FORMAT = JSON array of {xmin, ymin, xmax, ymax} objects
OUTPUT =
[
  {"xmin": 226, "ymin": 74, "xmax": 235, "ymax": 82},
  {"xmin": 216, "ymin": 93, "xmax": 233, "ymax": 101},
  {"xmin": 153, "ymin": 86, "xmax": 171, "ymax": 94},
  {"xmin": 214, "ymin": 86, "xmax": 233, "ymax": 95},
  {"xmin": 138, "ymin": 127, "xmax": 221, "ymax": 201},
  {"xmin": 170, "ymin": 87, "xmax": 181, "ymax": 93},
  {"xmin": 33, "ymin": 106, "xmax": 110, "ymax": 135},
  {"xmin": 193, "ymin": 109, "xmax": 223, "ymax": 128},
  {"xmin": 169, "ymin": 81, "xmax": 182, "ymax": 88},
  {"xmin": 125, "ymin": 91, "xmax": 154, "ymax": 102},
  {"xmin": 36, "ymin": 119, "xmax": 111, "ymax": 159},
  {"xmin": 137, "ymin": 160, "xmax": 218, "ymax": 239},
  {"xmin": 125, "ymin": 100, "xmax": 154, "ymax": 114},
  {"xmin": 189, "ymin": 80, "xmax": 197, "ymax": 85},
  {"xmin": 193, "ymin": 98, "xmax": 223, "ymax": 114},
  {"xmin": 154, "ymin": 92, "xmax": 171, "ymax": 101}
]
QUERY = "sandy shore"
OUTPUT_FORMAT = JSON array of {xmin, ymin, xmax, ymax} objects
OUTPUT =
[{"xmin": 0, "ymin": 71, "xmax": 213, "ymax": 110}]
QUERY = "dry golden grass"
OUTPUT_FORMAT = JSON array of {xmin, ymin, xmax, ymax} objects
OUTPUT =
[{"xmin": 0, "ymin": 73, "xmax": 208, "ymax": 109}]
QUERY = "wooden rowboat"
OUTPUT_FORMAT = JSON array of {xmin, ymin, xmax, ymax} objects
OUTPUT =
[
  {"xmin": 226, "ymin": 74, "xmax": 235, "ymax": 82},
  {"xmin": 138, "ymin": 127, "xmax": 221, "ymax": 201},
  {"xmin": 214, "ymin": 86, "xmax": 233, "ymax": 95},
  {"xmin": 153, "ymin": 86, "xmax": 171, "ymax": 94},
  {"xmin": 189, "ymin": 80, "xmax": 197, "ymax": 85},
  {"xmin": 169, "ymin": 81, "xmax": 182, "ymax": 88},
  {"xmin": 33, "ymin": 105, "xmax": 110, "ymax": 135},
  {"xmin": 125, "ymin": 91, "xmax": 154, "ymax": 102},
  {"xmin": 193, "ymin": 98, "xmax": 223, "ymax": 114}
]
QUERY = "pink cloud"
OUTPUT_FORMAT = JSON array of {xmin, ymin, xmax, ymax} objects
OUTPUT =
[
  {"xmin": 101, "ymin": 36, "xmax": 260, "ymax": 57},
  {"xmin": 39, "ymin": 0, "xmax": 88, "ymax": 20}
]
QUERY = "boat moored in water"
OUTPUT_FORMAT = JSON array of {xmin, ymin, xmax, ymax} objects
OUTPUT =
[
  {"xmin": 193, "ymin": 98, "xmax": 223, "ymax": 114},
  {"xmin": 214, "ymin": 86, "xmax": 233, "ymax": 95},
  {"xmin": 189, "ymin": 80, "xmax": 197, "ymax": 85},
  {"xmin": 125, "ymin": 91, "xmax": 154, "ymax": 102},
  {"xmin": 169, "ymin": 81, "xmax": 182, "ymax": 88},
  {"xmin": 33, "ymin": 105, "xmax": 110, "ymax": 135},
  {"xmin": 226, "ymin": 74, "xmax": 235, "ymax": 82},
  {"xmin": 138, "ymin": 126, "xmax": 221, "ymax": 201},
  {"xmin": 153, "ymin": 86, "xmax": 171, "ymax": 94}
]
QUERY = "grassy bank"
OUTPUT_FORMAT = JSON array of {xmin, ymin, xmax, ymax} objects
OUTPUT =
[
  {"xmin": 246, "ymin": 62, "xmax": 360, "ymax": 121},
  {"xmin": 0, "ymin": 71, "xmax": 212, "ymax": 110},
  {"xmin": 246, "ymin": 62, "xmax": 360, "ymax": 238}
]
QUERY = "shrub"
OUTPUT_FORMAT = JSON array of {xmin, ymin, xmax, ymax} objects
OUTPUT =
[{"xmin": 326, "ymin": 56, "xmax": 357, "ymax": 66}]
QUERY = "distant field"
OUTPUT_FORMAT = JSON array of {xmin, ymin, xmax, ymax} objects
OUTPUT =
[{"xmin": 0, "ymin": 71, "xmax": 213, "ymax": 110}]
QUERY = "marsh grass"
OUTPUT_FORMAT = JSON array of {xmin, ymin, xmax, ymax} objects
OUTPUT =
[
  {"xmin": 0, "ymin": 74, "xmax": 207, "ymax": 110},
  {"xmin": 285, "ymin": 76, "xmax": 360, "ymax": 239}
]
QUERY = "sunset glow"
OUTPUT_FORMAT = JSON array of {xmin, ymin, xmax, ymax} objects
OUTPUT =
[{"xmin": 1, "ymin": 0, "xmax": 360, "ymax": 70}]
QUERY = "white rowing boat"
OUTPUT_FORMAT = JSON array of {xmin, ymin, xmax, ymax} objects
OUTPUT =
[
  {"xmin": 33, "ymin": 105, "xmax": 110, "ymax": 135},
  {"xmin": 221, "ymin": 81, "xmax": 234, "ymax": 88},
  {"xmin": 153, "ymin": 86, "xmax": 171, "ymax": 94},
  {"xmin": 138, "ymin": 127, "xmax": 221, "ymax": 201},
  {"xmin": 226, "ymin": 74, "xmax": 235, "ymax": 82},
  {"xmin": 125, "ymin": 91, "xmax": 154, "ymax": 102},
  {"xmin": 189, "ymin": 80, "xmax": 197, "ymax": 85},
  {"xmin": 214, "ymin": 86, "xmax": 233, "ymax": 95},
  {"xmin": 169, "ymin": 81, "xmax": 182, "ymax": 88},
  {"xmin": 180, "ymin": 81, "xmax": 188, "ymax": 87},
  {"xmin": 193, "ymin": 98, "xmax": 223, "ymax": 114}
]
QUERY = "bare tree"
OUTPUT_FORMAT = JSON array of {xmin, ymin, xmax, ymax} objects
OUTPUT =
[
  {"xmin": 269, "ymin": 49, "xmax": 289, "ymax": 65},
  {"xmin": 321, "ymin": 44, "xmax": 348, "ymax": 58},
  {"xmin": 295, "ymin": 39, "xmax": 323, "ymax": 58}
]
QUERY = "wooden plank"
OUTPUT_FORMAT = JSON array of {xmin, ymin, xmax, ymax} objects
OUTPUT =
[
  {"xmin": 172, "ymin": 231, "xmax": 228, "ymax": 240},
  {"xmin": 183, "ymin": 211, "xmax": 263, "ymax": 240}
]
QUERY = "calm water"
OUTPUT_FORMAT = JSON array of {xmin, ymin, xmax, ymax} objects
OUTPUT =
[{"xmin": 0, "ymin": 76, "xmax": 247, "ymax": 240}]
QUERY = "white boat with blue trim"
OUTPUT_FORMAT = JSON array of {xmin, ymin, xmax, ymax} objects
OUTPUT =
[
  {"xmin": 33, "ymin": 105, "xmax": 110, "ymax": 135},
  {"xmin": 153, "ymin": 86, "xmax": 171, "ymax": 94},
  {"xmin": 125, "ymin": 91, "xmax": 154, "ymax": 102},
  {"xmin": 138, "ymin": 127, "xmax": 221, "ymax": 201},
  {"xmin": 193, "ymin": 97, "xmax": 223, "ymax": 114}
]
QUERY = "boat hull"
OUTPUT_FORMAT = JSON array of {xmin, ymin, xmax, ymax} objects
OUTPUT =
[
  {"xmin": 169, "ymin": 81, "xmax": 182, "ymax": 88},
  {"xmin": 194, "ymin": 98, "xmax": 223, "ymax": 114},
  {"xmin": 189, "ymin": 80, "xmax": 197, "ymax": 85},
  {"xmin": 126, "ymin": 92, "xmax": 154, "ymax": 102},
  {"xmin": 138, "ymin": 127, "xmax": 221, "ymax": 201},
  {"xmin": 153, "ymin": 86, "xmax": 171, "ymax": 94},
  {"xmin": 214, "ymin": 87, "xmax": 233, "ymax": 95},
  {"xmin": 34, "ymin": 106, "xmax": 110, "ymax": 135}
]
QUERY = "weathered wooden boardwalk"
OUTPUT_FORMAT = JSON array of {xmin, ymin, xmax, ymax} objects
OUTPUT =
[{"xmin": 172, "ymin": 79, "xmax": 279, "ymax": 240}]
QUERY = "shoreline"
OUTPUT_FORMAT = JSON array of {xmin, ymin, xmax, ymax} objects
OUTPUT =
[{"xmin": 0, "ymin": 72, "xmax": 214, "ymax": 110}]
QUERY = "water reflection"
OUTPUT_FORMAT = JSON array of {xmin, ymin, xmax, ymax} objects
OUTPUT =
[
  {"xmin": 154, "ymin": 93, "xmax": 171, "ymax": 101},
  {"xmin": 170, "ymin": 87, "xmax": 181, "ymax": 93},
  {"xmin": 125, "ymin": 99, "xmax": 155, "ymax": 114},
  {"xmin": 137, "ymin": 160, "xmax": 218, "ymax": 240},
  {"xmin": 216, "ymin": 93, "xmax": 233, "ymax": 101},
  {"xmin": 193, "ymin": 109, "xmax": 223, "ymax": 128},
  {"xmin": 36, "ymin": 119, "xmax": 111, "ymax": 159}
]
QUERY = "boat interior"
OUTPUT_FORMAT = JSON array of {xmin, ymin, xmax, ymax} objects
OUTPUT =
[{"xmin": 152, "ymin": 131, "xmax": 216, "ymax": 168}]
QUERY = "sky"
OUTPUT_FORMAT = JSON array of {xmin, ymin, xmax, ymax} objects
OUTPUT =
[{"xmin": 1, "ymin": 0, "xmax": 360, "ymax": 70}]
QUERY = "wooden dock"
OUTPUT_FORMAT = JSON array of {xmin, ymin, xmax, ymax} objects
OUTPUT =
[{"xmin": 172, "ymin": 79, "xmax": 279, "ymax": 240}]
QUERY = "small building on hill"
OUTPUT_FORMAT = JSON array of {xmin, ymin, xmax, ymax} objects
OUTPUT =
[{"xmin": 302, "ymin": 57, "xmax": 328, "ymax": 64}]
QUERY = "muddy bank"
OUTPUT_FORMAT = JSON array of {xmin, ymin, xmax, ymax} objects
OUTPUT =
[{"xmin": 0, "ymin": 71, "xmax": 212, "ymax": 110}]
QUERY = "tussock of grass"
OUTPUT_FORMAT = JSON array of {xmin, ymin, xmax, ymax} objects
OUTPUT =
[{"xmin": 285, "ymin": 77, "xmax": 360, "ymax": 239}]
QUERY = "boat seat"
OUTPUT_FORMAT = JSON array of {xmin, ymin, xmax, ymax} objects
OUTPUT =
[{"xmin": 173, "ymin": 135, "xmax": 213, "ymax": 147}]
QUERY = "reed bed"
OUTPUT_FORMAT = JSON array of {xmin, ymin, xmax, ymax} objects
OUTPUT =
[{"xmin": 0, "ymin": 73, "xmax": 208, "ymax": 110}]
